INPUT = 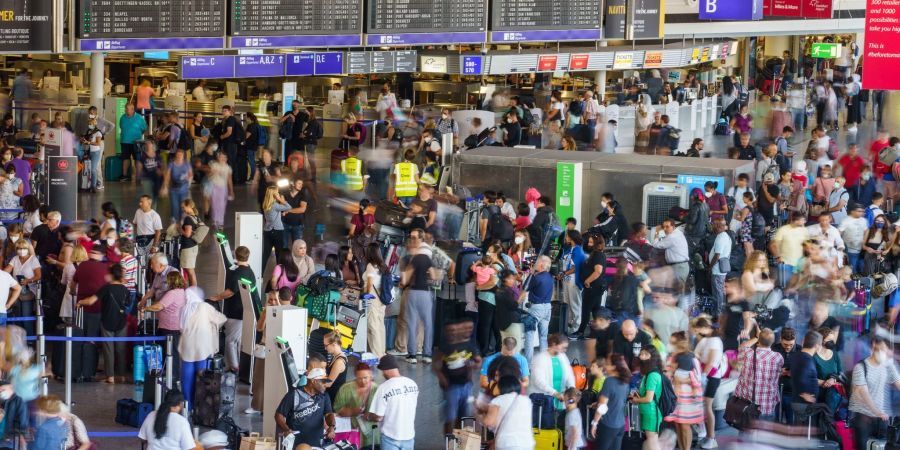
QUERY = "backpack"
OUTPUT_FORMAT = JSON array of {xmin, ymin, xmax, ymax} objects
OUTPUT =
[
  {"xmin": 279, "ymin": 117, "xmax": 293, "ymax": 140},
  {"xmin": 353, "ymin": 123, "xmax": 368, "ymax": 146},
  {"xmin": 655, "ymin": 372, "xmax": 677, "ymax": 418},
  {"xmin": 714, "ymin": 116, "xmax": 729, "ymax": 135},
  {"xmin": 175, "ymin": 124, "xmax": 192, "ymax": 151},
  {"xmin": 379, "ymin": 272, "xmax": 395, "ymax": 306},
  {"xmin": 256, "ymin": 123, "xmax": 269, "ymax": 148},
  {"xmin": 119, "ymin": 219, "xmax": 134, "ymax": 241},
  {"xmin": 520, "ymin": 108, "xmax": 535, "ymax": 128},
  {"xmin": 761, "ymin": 160, "xmax": 780, "ymax": 183},
  {"xmin": 665, "ymin": 126, "xmax": 681, "ymax": 150},
  {"xmin": 306, "ymin": 270, "xmax": 346, "ymax": 296},
  {"xmin": 487, "ymin": 208, "xmax": 514, "ymax": 242},
  {"xmin": 571, "ymin": 358, "xmax": 588, "ymax": 390},
  {"xmin": 568, "ymin": 100, "xmax": 584, "ymax": 117},
  {"xmin": 751, "ymin": 210, "xmax": 767, "ymax": 238}
]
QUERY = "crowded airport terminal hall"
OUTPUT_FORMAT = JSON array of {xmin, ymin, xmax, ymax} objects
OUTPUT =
[{"xmin": 0, "ymin": 0, "xmax": 899, "ymax": 449}]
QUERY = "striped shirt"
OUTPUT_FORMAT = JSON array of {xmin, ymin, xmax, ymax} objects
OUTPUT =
[{"xmin": 120, "ymin": 254, "xmax": 137, "ymax": 293}]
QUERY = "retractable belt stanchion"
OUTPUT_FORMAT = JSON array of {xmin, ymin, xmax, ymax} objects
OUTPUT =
[
  {"xmin": 37, "ymin": 313, "xmax": 47, "ymax": 396},
  {"xmin": 65, "ymin": 325, "xmax": 72, "ymax": 409},
  {"xmin": 165, "ymin": 335, "xmax": 173, "ymax": 390}
]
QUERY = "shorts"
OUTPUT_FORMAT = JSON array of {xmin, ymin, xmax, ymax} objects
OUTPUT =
[
  {"xmin": 704, "ymin": 376, "xmax": 722, "ymax": 398},
  {"xmin": 120, "ymin": 143, "xmax": 139, "ymax": 161},
  {"xmin": 443, "ymin": 382, "xmax": 472, "ymax": 422},
  {"xmin": 180, "ymin": 246, "xmax": 198, "ymax": 269}
]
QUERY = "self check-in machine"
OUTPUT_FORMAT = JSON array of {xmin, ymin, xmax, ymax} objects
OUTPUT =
[
  {"xmin": 238, "ymin": 278, "xmax": 263, "ymax": 384},
  {"xmin": 263, "ymin": 306, "xmax": 307, "ymax": 438}
]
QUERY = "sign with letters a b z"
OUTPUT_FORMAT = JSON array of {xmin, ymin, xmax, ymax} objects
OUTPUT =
[{"xmin": 699, "ymin": 0, "xmax": 763, "ymax": 20}]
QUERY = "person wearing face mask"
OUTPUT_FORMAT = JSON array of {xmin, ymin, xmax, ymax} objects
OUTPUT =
[
  {"xmin": 861, "ymin": 214, "xmax": 891, "ymax": 275},
  {"xmin": 436, "ymin": 108, "xmax": 459, "ymax": 149},
  {"xmin": 705, "ymin": 181, "xmax": 728, "ymax": 222},
  {"xmin": 851, "ymin": 166, "xmax": 877, "ymax": 208},
  {"xmin": 0, "ymin": 167, "xmax": 21, "ymax": 222},
  {"xmin": 0, "ymin": 223, "xmax": 23, "ymax": 267},
  {"xmin": 826, "ymin": 175, "xmax": 850, "ymax": 226},
  {"xmin": 848, "ymin": 336, "xmax": 900, "ymax": 450},
  {"xmin": 813, "ymin": 326, "xmax": 843, "ymax": 411}
]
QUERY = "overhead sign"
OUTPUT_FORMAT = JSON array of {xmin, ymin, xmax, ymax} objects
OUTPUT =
[
  {"xmin": 643, "ymin": 51, "xmax": 663, "ymax": 68},
  {"xmin": 538, "ymin": 55, "xmax": 559, "ymax": 72},
  {"xmin": 422, "ymin": 55, "xmax": 448, "ymax": 73},
  {"xmin": 0, "ymin": 0, "xmax": 54, "ymax": 52},
  {"xmin": 461, "ymin": 56, "xmax": 484, "ymax": 75},
  {"xmin": 811, "ymin": 42, "xmax": 841, "ymax": 58},
  {"xmin": 604, "ymin": 0, "xmax": 627, "ymax": 39},
  {"xmin": 78, "ymin": 0, "xmax": 225, "ymax": 39},
  {"xmin": 690, "ymin": 48, "xmax": 700, "ymax": 64},
  {"xmin": 285, "ymin": 53, "xmax": 316, "ymax": 76},
  {"xmin": 802, "ymin": 0, "xmax": 832, "ymax": 17},
  {"xmin": 181, "ymin": 56, "xmax": 236, "ymax": 79},
  {"xmin": 677, "ymin": 175, "xmax": 725, "ymax": 194},
  {"xmin": 349, "ymin": 51, "xmax": 418, "ymax": 74},
  {"xmin": 863, "ymin": 0, "xmax": 900, "ymax": 90},
  {"xmin": 629, "ymin": 0, "xmax": 665, "ymax": 39},
  {"xmin": 613, "ymin": 52, "xmax": 634, "ymax": 69},
  {"xmin": 313, "ymin": 52, "xmax": 344, "ymax": 75},
  {"xmin": 488, "ymin": 54, "xmax": 538, "ymax": 74},
  {"xmin": 570, "ymin": 54, "xmax": 590, "ymax": 70},
  {"xmin": 79, "ymin": 37, "xmax": 225, "ymax": 51},
  {"xmin": 491, "ymin": 0, "xmax": 602, "ymax": 43},
  {"xmin": 235, "ymin": 55, "xmax": 286, "ymax": 78},
  {"xmin": 230, "ymin": 0, "xmax": 362, "ymax": 47},
  {"xmin": 701, "ymin": 47, "xmax": 711, "ymax": 62},
  {"xmin": 699, "ymin": 0, "xmax": 763, "ymax": 20},
  {"xmin": 769, "ymin": 0, "xmax": 802, "ymax": 16}
]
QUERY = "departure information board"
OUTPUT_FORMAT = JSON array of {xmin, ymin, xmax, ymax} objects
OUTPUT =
[
  {"xmin": 0, "ymin": 0, "xmax": 54, "ymax": 52},
  {"xmin": 490, "ymin": 0, "xmax": 602, "ymax": 42},
  {"xmin": 78, "ymin": 0, "xmax": 226, "ymax": 50},
  {"xmin": 230, "ymin": 0, "xmax": 362, "ymax": 47},
  {"xmin": 366, "ymin": 0, "xmax": 486, "ymax": 45}
]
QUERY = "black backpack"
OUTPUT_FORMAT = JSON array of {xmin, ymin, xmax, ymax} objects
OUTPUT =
[
  {"xmin": 568, "ymin": 100, "xmax": 584, "ymax": 117},
  {"xmin": 655, "ymin": 372, "xmax": 677, "ymax": 418},
  {"xmin": 487, "ymin": 208, "xmax": 514, "ymax": 242},
  {"xmin": 520, "ymin": 108, "xmax": 535, "ymax": 128},
  {"xmin": 174, "ymin": 124, "xmax": 192, "ymax": 151},
  {"xmin": 751, "ymin": 210, "xmax": 767, "ymax": 238}
]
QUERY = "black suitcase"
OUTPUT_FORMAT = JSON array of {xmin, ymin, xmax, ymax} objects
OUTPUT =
[
  {"xmin": 549, "ymin": 301, "xmax": 567, "ymax": 335},
  {"xmin": 192, "ymin": 369, "xmax": 227, "ymax": 427},
  {"xmin": 433, "ymin": 289, "xmax": 464, "ymax": 347},
  {"xmin": 142, "ymin": 369, "xmax": 165, "ymax": 405},
  {"xmin": 50, "ymin": 323, "xmax": 98, "ymax": 382},
  {"xmin": 455, "ymin": 247, "xmax": 482, "ymax": 285},
  {"xmin": 374, "ymin": 200, "xmax": 407, "ymax": 228}
]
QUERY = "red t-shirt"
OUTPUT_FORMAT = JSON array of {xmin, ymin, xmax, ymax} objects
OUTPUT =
[
  {"xmin": 350, "ymin": 213, "xmax": 375, "ymax": 235},
  {"xmin": 515, "ymin": 216, "xmax": 531, "ymax": 231},
  {"xmin": 837, "ymin": 154, "xmax": 865, "ymax": 187},
  {"xmin": 73, "ymin": 259, "xmax": 110, "ymax": 313},
  {"xmin": 870, "ymin": 139, "xmax": 891, "ymax": 178}
]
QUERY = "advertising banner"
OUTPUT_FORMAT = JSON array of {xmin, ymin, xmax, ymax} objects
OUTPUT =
[
  {"xmin": 48, "ymin": 157, "xmax": 78, "ymax": 221},
  {"xmin": 556, "ymin": 162, "xmax": 583, "ymax": 225},
  {"xmin": 644, "ymin": 51, "xmax": 663, "ymax": 67},
  {"xmin": 613, "ymin": 52, "xmax": 635, "ymax": 69},
  {"xmin": 629, "ymin": 0, "xmax": 665, "ymax": 39},
  {"xmin": 770, "ymin": 0, "xmax": 803, "ymax": 16},
  {"xmin": 863, "ymin": 0, "xmax": 900, "ymax": 90},
  {"xmin": 604, "ymin": 0, "xmax": 627, "ymax": 39},
  {"xmin": 802, "ymin": 0, "xmax": 832, "ymax": 17},
  {"xmin": 569, "ymin": 54, "xmax": 590, "ymax": 70},
  {"xmin": 0, "ymin": 0, "xmax": 53, "ymax": 52},
  {"xmin": 699, "ymin": 0, "xmax": 763, "ymax": 20},
  {"xmin": 538, "ymin": 55, "xmax": 559, "ymax": 72}
]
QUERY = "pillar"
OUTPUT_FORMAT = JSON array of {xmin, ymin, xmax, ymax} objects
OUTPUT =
[
  {"xmin": 595, "ymin": 41, "xmax": 609, "ymax": 102},
  {"xmin": 90, "ymin": 52, "xmax": 104, "ymax": 113}
]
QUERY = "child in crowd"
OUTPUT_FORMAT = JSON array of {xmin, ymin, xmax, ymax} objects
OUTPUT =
[
  {"xmin": 472, "ymin": 254, "xmax": 498, "ymax": 289},
  {"xmin": 589, "ymin": 359, "xmax": 606, "ymax": 394},
  {"xmin": 564, "ymin": 388, "xmax": 586, "ymax": 450}
]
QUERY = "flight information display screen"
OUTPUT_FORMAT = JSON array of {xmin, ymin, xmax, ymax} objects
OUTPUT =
[
  {"xmin": 491, "ymin": 0, "xmax": 602, "ymax": 30},
  {"xmin": 230, "ymin": 0, "xmax": 360, "ymax": 36},
  {"xmin": 367, "ymin": 0, "xmax": 485, "ymax": 34},
  {"xmin": 78, "ymin": 0, "xmax": 225, "ymax": 38}
]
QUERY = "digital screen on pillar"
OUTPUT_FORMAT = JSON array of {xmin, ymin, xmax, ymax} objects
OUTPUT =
[
  {"xmin": 490, "ymin": 0, "xmax": 602, "ymax": 32},
  {"xmin": 78, "ymin": 0, "xmax": 226, "ymax": 38},
  {"xmin": 0, "ymin": 0, "xmax": 54, "ymax": 52},
  {"xmin": 230, "ymin": 0, "xmax": 361, "ymax": 36},
  {"xmin": 367, "ymin": 0, "xmax": 486, "ymax": 34}
]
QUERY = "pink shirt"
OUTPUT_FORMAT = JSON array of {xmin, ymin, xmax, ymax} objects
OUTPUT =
[
  {"xmin": 157, "ymin": 288, "xmax": 186, "ymax": 331},
  {"xmin": 136, "ymin": 86, "xmax": 154, "ymax": 110},
  {"xmin": 472, "ymin": 265, "xmax": 496, "ymax": 286},
  {"xmin": 272, "ymin": 265, "xmax": 303, "ymax": 292}
]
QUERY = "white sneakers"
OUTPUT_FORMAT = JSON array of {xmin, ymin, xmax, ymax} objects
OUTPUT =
[{"xmin": 699, "ymin": 437, "xmax": 719, "ymax": 449}]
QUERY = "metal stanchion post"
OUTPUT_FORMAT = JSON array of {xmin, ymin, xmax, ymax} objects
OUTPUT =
[
  {"xmin": 65, "ymin": 326, "xmax": 72, "ymax": 409},
  {"xmin": 165, "ymin": 335, "xmax": 173, "ymax": 390},
  {"xmin": 37, "ymin": 314, "xmax": 47, "ymax": 396}
]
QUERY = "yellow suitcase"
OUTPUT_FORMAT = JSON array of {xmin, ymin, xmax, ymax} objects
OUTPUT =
[{"xmin": 532, "ymin": 428, "xmax": 562, "ymax": 449}]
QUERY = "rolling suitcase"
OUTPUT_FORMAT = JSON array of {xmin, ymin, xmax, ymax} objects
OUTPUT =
[
  {"xmin": 50, "ymin": 308, "xmax": 98, "ymax": 382},
  {"xmin": 455, "ymin": 247, "xmax": 482, "ymax": 285},
  {"xmin": 530, "ymin": 394, "xmax": 556, "ymax": 429},
  {"xmin": 374, "ymin": 200, "xmax": 408, "ymax": 228},
  {"xmin": 104, "ymin": 155, "xmax": 122, "ymax": 181},
  {"xmin": 192, "ymin": 368, "xmax": 235, "ymax": 427},
  {"xmin": 533, "ymin": 428, "xmax": 562, "ymax": 449},
  {"xmin": 622, "ymin": 402, "xmax": 644, "ymax": 450},
  {"xmin": 549, "ymin": 301, "xmax": 568, "ymax": 335}
]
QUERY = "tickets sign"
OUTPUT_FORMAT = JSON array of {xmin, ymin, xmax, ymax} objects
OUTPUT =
[
  {"xmin": 613, "ymin": 52, "xmax": 634, "ymax": 69},
  {"xmin": 643, "ymin": 51, "xmax": 663, "ymax": 68}
]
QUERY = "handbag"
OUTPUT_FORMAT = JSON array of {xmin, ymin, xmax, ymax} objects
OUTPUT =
[
  {"xmin": 717, "ymin": 257, "xmax": 731, "ymax": 273},
  {"xmin": 809, "ymin": 203, "xmax": 826, "ymax": 217},
  {"xmin": 724, "ymin": 348, "xmax": 760, "ymax": 430}
]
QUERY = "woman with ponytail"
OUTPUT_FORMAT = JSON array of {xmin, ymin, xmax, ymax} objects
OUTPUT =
[
  {"xmin": 348, "ymin": 198, "xmax": 375, "ymax": 238},
  {"xmin": 139, "ymin": 390, "xmax": 195, "ymax": 450}
]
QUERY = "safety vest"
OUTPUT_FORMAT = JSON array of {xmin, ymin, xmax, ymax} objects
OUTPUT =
[
  {"xmin": 341, "ymin": 157, "xmax": 364, "ymax": 191},
  {"xmin": 394, "ymin": 162, "xmax": 418, "ymax": 197}
]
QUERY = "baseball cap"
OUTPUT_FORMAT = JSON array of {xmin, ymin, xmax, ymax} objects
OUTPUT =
[
  {"xmin": 763, "ymin": 172, "xmax": 776, "ymax": 183},
  {"xmin": 377, "ymin": 355, "xmax": 399, "ymax": 371},
  {"xmin": 307, "ymin": 367, "xmax": 332, "ymax": 382}
]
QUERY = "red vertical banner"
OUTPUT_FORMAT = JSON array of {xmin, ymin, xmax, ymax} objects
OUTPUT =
[
  {"xmin": 802, "ymin": 0, "xmax": 832, "ymax": 17},
  {"xmin": 763, "ymin": 0, "xmax": 773, "ymax": 15},
  {"xmin": 863, "ymin": 0, "xmax": 900, "ymax": 90},
  {"xmin": 771, "ymin": 0, "xmax": 803, "ymax": 16}
]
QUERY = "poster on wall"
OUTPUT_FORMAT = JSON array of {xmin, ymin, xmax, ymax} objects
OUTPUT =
[
  {"xmin": 556, "ymin": 162, "xmax": 583, "ymax": 225},
  {"xmin": 0, "ymin": 0, "xmax": 54, "ymax": 52},
  {"xmin": 613, "ymin": 52, "xmax": 634, "ymax": 69},
  {"xmin": 604, "ymin": 0, "xmax": 627, "ymax": 39},
  {"xmin": 802, "ymin": 0, "xmax": 832, "ymax": 18},
  {"xmin": 628, "ymin": 0, "xmax": 664, "ymax": 39},
  {"xmin": 863, "ymin": 0, "xmax": 900, "ymax": 90},
  {"xmin": 644, "ymin": 51, "xmax": 663, "ymax": 68}
]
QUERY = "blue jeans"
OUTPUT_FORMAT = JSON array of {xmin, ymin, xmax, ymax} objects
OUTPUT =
[
  {"xmin": 246, "ymin": 149, "xmax": 257, "ymax": 182},
  {"xmin": 778, "ymin": 264, "xmax": 795, "ymax": 289},
  {"xmin": 848, "ymin": 252, "xmax": 863, "ymax": 274},
  {"xmin": 169, "ymin": 188, "xmax": 189, "ymax": 223},
  {"xmin": 89, "ymin": 150, "xmax": 102, "ymax": 189},
  {"xmin": 385, "ymin": 316, "xmax": 397, "ymax": 352},
  {"xmin": 181, "ymin": 359, "xmax": 209, "ymax": 411},
  {"xmin": 283, "ymin": 223, "xmax": 304, "ymax": 247},
  {"xmin": 381, "ymin": 435, "xmax": 414, "ymax": 450},
  {"xmin": 444, "ymin": 382, "xmax": 472, "ymax": 422},
  {"xmin": 525, "ymin": 303, "xmax": 551, "ymax": 362}
]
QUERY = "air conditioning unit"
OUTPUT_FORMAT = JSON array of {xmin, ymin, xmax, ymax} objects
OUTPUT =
[{"xmin": 642, "ymin": 182, "xmax": 689, "ymax": 230}]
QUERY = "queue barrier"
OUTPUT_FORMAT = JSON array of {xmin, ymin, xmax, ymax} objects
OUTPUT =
[
  {"xmin": 87, "ymin": 431, "xmax": 140, "ymax": 438},
  {"xmin": 5, "ymin": 316, "xmax": 37, "ymax": 322}
]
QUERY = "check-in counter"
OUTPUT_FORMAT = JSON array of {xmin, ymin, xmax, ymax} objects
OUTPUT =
[
  {"xmin": 452, "ymin": 147, "xmax": 754, "ymax": 224},
  {"xmin": 607, "ymin": 96, "xmax": 721, "ymax": 153}
]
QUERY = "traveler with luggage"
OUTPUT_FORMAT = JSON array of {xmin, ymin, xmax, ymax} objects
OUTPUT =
[
  {"xmin": 276, "ymin": 370, "xmax": 335, "ymax": 450},
  {"xmin": 292, "ymin": 239, "xmax": 316, "ymax": 285},
  {"xmin": 138, "ymin": 390, "xmax": 195, "ymax": 450},
  {"xmin": 529, "ymin": 333, "xmax": 575, "ymax": 426},
  {"xmin": 733, "ymin": 328, "xmax": 784, "ymax": 422},
  {"xmin": 283, "ymin": 176, "xmax": 310, "ymax": 247},
  {"xmin": 160, "ymin": 149, "xmax": 193, "ymax": 223},
  {"xmin": 363, "ymin": 242, "xmax": 388, "ymax": 358},
  {"xmin": 483, "ymin": 375, "xmax": 535, "ymax": 450},
  {"xmin": 590, "ymin": 353, "xmax": 631, "ymax": 450},
  {"xmin": 575, "ymin": 234, "xmax": 608, "ymax": 339},
  {"xmin": 261, "ymin": 186, "xmax": 291, "ymax": 270},
  {"xmin": 398, "ymin": 229, "xmax": 434, "ymax": 364},
  {"xmin": 118, "ymin": 103, "xmax": 147, "ymax": 182},
  {"xmin": 632, "ymin": 346, "xmax": 665, "ymax": 450},
  {"xmin": 143, "ymin": 271, "xmax": 188, "ymax": 380},
  {"xmin": 848, "ymin": 335, "xmax": 900, "ymax": 450},
  {"xmin": 495, "ymin": 270, "xmax": 525, "ymax": 356},
  {"xmin": 69, "ymin": 246, "xmax": 108, "ymax": 381},
  {"xmin": 209, "ymin": 246, "xmax": 255, "ymax": 373},
  {"xmin": 524, "ymin": 255, "xmax": 554, "ymax": 362},
  {"xmin": 333, "ymin": 362, "xmax": 381, "ymax": 447},
  {"xmin": 177, "ymin": 286, "xmax": 225, "ymax": 412}
]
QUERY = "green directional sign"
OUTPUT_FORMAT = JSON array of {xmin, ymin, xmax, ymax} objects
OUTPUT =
[{"xmin": 811, "ymin": 43, "xmax": 841, "ymax": 59}]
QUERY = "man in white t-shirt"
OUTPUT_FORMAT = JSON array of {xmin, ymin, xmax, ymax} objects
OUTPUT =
[
  {"xmin": 366, "ymin": 355, "xmax": 418, "ymax": 450},
  {"xmin": 134, "ymin": 195, "xmax": 163, "ymax": 250},
  {"xmin": 708, "ymin": 219, "xmax": 732, "ymax": 307},
  {"xmin": 0, "ymin": 270, "xmax": 21, "ymax": 320},
  {"xmin": 192, "ymin": 79, "xmax": 210, "ymax": 102}
]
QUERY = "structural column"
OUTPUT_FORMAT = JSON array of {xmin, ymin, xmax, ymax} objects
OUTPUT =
[{"xmin": 90, "ymin": 52, "xmax": 104, "ymax": 113}]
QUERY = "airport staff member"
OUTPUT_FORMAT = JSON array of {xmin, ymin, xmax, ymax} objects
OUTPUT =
[
  {"xmin": 392, "ymin": 148, "xmax": 419, "ymax": 207},
  {"xmin": 340, "ymin": 147, "xmax": 366, "ymax": 193}
]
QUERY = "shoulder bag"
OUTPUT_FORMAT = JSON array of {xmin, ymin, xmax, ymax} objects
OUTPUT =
[{"xmin": 723, "ymin": 348, "xmax": 760, "ymax": 430}]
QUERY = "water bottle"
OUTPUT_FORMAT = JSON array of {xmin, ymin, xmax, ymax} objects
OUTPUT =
[{"xmin": 133, "ymin": 345, "xmax": 146, "ymax": 384}]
